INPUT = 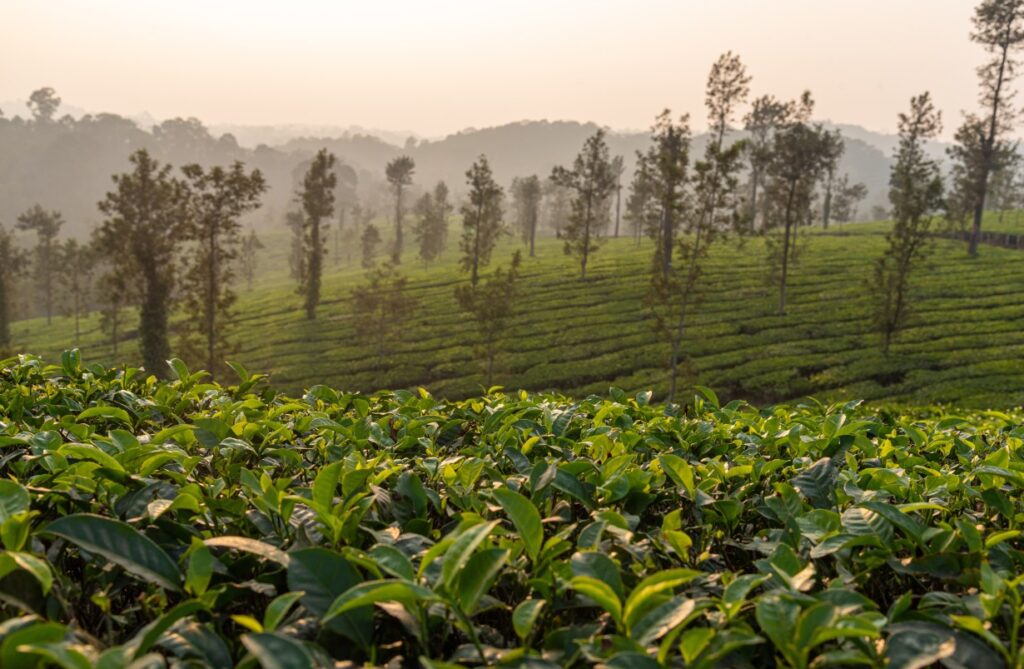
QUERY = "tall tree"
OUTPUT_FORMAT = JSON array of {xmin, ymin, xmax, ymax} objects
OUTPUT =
[
  {"xmin": 819, "ymin": 130, "xmax": 845, "ymax": 229},
  {"xmin": 454, "ymin": 251, "xmax": 522, "ymax": 387},
  {"xmin": 58, "ymin": 239, "xmax": 93, "ymax": 347},
  {"xmin": 872, "ymin": 93, "xmax": 944, "ymax": 354},
  {"xmin": 413, "ymin": 181, "xmax": 452, "ymax": 266},
  {"xmin": 459, "ymin": 156, "xmax": 505, "ymax": 286},
  {"xmin": 0, "ymin": 225, "xmax": 27, "ymax": 354},
  {"xmin": 178, "ymin": 162, "xmax": 266, "ymax": 376},
  {"xmin": 551, "ymin": 129, "xmax": 617, "ymax": 279},
  {"xmin": 240, "ymin": 228, "xmax": 264, "ymax": 291},
  {"xmin": 953, "ymin": 0, "xmax": 1024, "ymax": 256},
  {"xmin": 351, "ymin": 263, "xmax": 418, "ymax": 368},
  {"xmin": 15, "ymin": 204, "xmax": 64, "ymax": 325},
  {"xmin": 649, "ymin": 51, "xmax": 749, "ymax": 402},
  {"xmin": 744, "ymin": 95, "xmax": 793, "ymax": 228},
  {"xmin": 96, "ymin": 150, "xmax": 187, "ymax": 378},
  {"xmin": 297, "ymin": 149, "xmax": 336, "ymax": 320},
  {"xmin": 639, "ymin": 113, "xmax": 691, "ymax": 278},
  {"xmin": 511, "ymin": 175, "xmax": 543, "ymax": 257},
  {"xmin": 762, "ymin": 93, "xmax": 834, "ymax": 315},
  {"xmin": 385, "ymin": 156, "xmax": 415, "ymax": 264}
]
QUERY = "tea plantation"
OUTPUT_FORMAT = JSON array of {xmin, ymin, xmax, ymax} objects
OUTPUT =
[
  {"xmin": 2, "ymin": 352, "xmax": 1024, "ymax": 667},
  {"xmin": 12, "ymin": 222, "xmax": 1024, "ymax": 409}
]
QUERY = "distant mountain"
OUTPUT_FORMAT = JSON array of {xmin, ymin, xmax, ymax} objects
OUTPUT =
[
  {"xmin": 0, "ymin": 109, "xmax": 898, "ymax": 238},
  {"xmin": 208, "ymin": 124, "xmax": 423, "ymax": 151},
  {"xmin": 282, "ymin": 120, "xmax": 891, "ymax": 214},
  {"xmin": 825, "ymin": 122, "xmax": 950, "ymax": 163}
]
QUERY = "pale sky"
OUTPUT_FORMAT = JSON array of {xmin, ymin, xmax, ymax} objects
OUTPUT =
[{"xmin": 0, "ymin": 0, "xmax": 985, "ymax": 139}]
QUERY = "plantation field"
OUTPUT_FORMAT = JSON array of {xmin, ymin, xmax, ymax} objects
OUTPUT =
[
  {"xmin": 12, "ymin": 218, "xmax": 1024, "ymax": 408},
  {"xmin": 1, "ymin": 355, "xmax": 1024, "ymax": 667}
]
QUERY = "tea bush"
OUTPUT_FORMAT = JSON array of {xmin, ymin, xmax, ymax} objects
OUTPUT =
[{"xmin": 1, "ymin": 351, "xmax": 1023, "ymax": 667}]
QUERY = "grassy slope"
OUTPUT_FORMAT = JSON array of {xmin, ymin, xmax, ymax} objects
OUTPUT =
[{"xmin": 12, "ymin": 218, "xmax": 1024, "ymax": 408}]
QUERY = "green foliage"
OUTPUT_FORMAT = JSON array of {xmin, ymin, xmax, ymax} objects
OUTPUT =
[
  {"xmin": 16, "ymin": 204, "xmax": 65, "ymax": 325},
  {"xmin": 296, "ymin": 149, "xmax": 337, "ymax": 320},
  {"xmin": 2, "ymin": 353, "xmax": 1024, "ymax": 666},
  {"xmin": 551, "ymin": 129, "xmax": 617, "ymax": 279},
  {"xmin": 459, "ymin": 155, "xmax": 505, "ymax": 286},
  {"xmin": 951, "ymin": 0, "xmax": 1024, "ymax": 256},
  {"xmin": 872, "ymin": 93, "xmax": 944, "ymax": 354},
  {"xmin": 178, "ymin": 161, "xmax": 266, "ymax": 378},
  {"xmin": 413, "ymin": 181, "xmax": 452, "ymax": 266},
  {"xmin": 762, "ymin": 93, "xmax": 838, "ymax": 314},
  {"xmin": 511, "ymin": 175, "xmax": 543, "ymax": 257},
  {"xmin": 96, "ymin": 149, "xmax": 188, "ymax": 379}
]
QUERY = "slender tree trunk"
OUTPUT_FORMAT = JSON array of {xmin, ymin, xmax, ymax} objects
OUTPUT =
[
  {"xmin": 822, "ymin": 170, "xmax": 834, "ymax": 229},
  {"xmin": 581, "ymin": 192, "xmax": 593, "ymax": 279},
  {"xmin": 660, "ymin": 190, "xmax": 674, "ymax": 278},
  {"xmin": 306, "ymin": 217, "xmax": 321, "ymax": 319},
  {"xmin": 614, "ymin": 183, "xmax": 622, "ymax": 237},
  {"xmin": 970, "ymin": 38, "xmax": 1012, "ymax": 257},
  {"xmin": 111, "ymin": 301, "xmax": 120, "ymax": 357},
  {"xmin": 206, "ymin": 223, "xmax": 218, "ymax": 374},
  {"xmin": 667, "ymin": 227, "xmax": 704, "ymax": 403},
  {"xmin": 74, "ymin": 286, "xmax": 80, "ymax": 346},
  {"xmin": 529, "ymin": 209, "xmax": 536, "ymax": 257},
  {"xmin": 471, "ymin": 200, "xmax": 483, "ymax": 287},
  {"xmin": 779, "ymin": 183, "xmax": 797, "ymax": 315},
  {"xmin": 393, "ymin": 186, "xmax": 403, "ymax": 264},
  {"xmin": 750, "ymin": 170, "xmax": 760, "ymax": 229},
  {"xmin": 44, "ymin": 241, "xmax": 52, "ymax": 325}
]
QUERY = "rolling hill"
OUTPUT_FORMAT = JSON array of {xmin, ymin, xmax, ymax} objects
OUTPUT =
[{"xmin": 11, "ymin": 218, "xmax": 1024, "ymax": 408}]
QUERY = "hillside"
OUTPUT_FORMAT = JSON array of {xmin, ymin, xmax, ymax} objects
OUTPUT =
[{"xmin": 12, "ymin": 220, "xmax": 1024, "ymax": 408}]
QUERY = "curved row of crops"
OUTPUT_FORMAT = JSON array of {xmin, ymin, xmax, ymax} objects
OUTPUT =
[{"xmin": 1, "ymin": 351, "xmax": 1024, "ymax": 667}]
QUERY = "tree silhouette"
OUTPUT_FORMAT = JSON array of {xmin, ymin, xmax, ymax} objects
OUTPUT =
[{"xmin": 385, "ymin": 156, "xmax": 415, "ymax": 264}]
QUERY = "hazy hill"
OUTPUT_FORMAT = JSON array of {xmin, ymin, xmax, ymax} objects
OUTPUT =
[{"xmin": 1, "ymin": 107, "xmax": 896, "ymax": 237}]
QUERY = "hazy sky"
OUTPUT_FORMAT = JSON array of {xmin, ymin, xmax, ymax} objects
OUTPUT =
[{"xmin": 1, "ymin": 1, "xmax": 986, "ymax": 139}]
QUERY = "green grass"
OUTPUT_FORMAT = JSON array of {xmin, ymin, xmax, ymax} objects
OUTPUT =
[{"xmin": 12, "ymin": 217, "xmax": 1024, "ymax": 407}]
